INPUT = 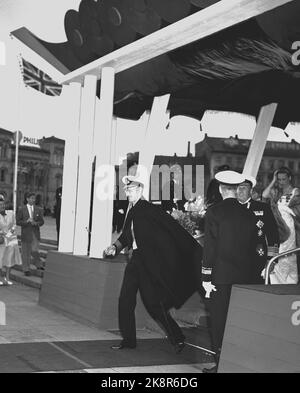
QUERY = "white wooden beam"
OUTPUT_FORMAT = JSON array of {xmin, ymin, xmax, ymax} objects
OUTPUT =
[
  {"xmin": 11, "ymin": 0, "xmax": 293, "ymax": 85},
  {"xmin": 89, "ymin": 67, "xmax": 116, "ymax": 258},
  {"xmin": 58, "ymin": 0, "xmax": 294, "ymax": 84},
  {"xmin": 137, "ymin": 95, "xmax": 170, "ymax": 199},
  {"xmin": 243, "ymin": 103, "xmax": 278, "ymax": 178},
  {"xmin": 73, "ymin": 75, "xmax": 97, "ymax": 255},
  {"xmin": 58, "ymin": 83, "xmax": 81, "ymax": 253}
]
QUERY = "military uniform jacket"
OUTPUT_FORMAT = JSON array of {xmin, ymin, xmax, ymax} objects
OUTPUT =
[
  {"xmin": 241, "ymin": 199, "xmax": 279, "ymax": 258},
  {"xmin": 202, "ymin": 198, "xmax": 258, "ymax": 285}
]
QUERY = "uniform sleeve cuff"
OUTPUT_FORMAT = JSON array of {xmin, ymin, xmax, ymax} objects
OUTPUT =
[
  {"xmin": 202, "ymin": 267, "xmax": 212, "ymax": 282},
  {"xmin": 113, "ymin": 240, "xmax": 123, "ymax": 254}
]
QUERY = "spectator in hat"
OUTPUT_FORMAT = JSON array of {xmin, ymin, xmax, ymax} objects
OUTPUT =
[
  {"xmin": 16, "ymin": 192, "xmax": 44, "ymax": 276},
  {"xmin": 104, "ymin": 173, "xmax": 202, "ymax": 353},
  {"xmin": 201, "ymin": 170, "xmax": 258, "ymax": 373},
  {"xmin": 237, "ymin": 175, "xmax": 279, "ymax": 283}
]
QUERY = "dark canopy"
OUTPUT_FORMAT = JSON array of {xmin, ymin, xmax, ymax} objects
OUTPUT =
[{"xmin": 31, "ymin": 0, "xmax": 300, "ymax": 128}]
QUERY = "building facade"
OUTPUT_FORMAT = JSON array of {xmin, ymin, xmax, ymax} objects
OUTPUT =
[
  {"xmin": 195, "ymin": 134, "xmax": 300, "ymax": 194},
  {"xmin": 0, "ymin": 128, "xmax": 64, "ymax": 212},
  {"xmin": 117, "ymin": 146, "xmax": 205, "ymax": 203}
]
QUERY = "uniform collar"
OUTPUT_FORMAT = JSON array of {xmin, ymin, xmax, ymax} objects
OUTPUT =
[{"xmin": 239, "ymin": 197, "xmax": 252, "ymax": 205}]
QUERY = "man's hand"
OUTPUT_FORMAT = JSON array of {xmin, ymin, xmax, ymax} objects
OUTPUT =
[
  {"xmin": 103, "ymin": 245, "xmax": 116, "ymax": 258},
  {"xmin": 202, "ymin": 281, "xmax": 217, "ymax": 298}
]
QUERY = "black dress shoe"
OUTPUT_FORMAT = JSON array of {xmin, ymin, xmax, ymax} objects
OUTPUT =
[
  {"xmin": 174, "ymin": 342, "xmax": 185, "ymax": 354},
  {"xmin": 202, "ymin": 365, "xmax": 218, "ymax": 373},
  {"xmin": 111, "ymin": 343, "xmax": 136, "ymax": 350}
]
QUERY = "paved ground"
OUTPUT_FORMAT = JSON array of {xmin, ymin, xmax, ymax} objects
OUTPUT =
[
  {"xmin": 8, "ymin": 217, "xmax": 214, "ymax": 373},
  {"xmin": 0, "ymin": 283, "xmax": 214, "ymax": 373}
]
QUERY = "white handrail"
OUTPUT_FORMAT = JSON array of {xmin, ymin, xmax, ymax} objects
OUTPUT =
[{"xmin": 264, "ymin": 247, "xmax": 300, "ymax": 285}]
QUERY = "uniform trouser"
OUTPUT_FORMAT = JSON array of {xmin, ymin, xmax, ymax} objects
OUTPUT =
[
  {"xmin": 208, "ymin": 284, "xmax": 232, "ymax": 358},
  {"xmin": 21, "ymin": 234, "xmax": 41, "ymax": 272},
  {"xmin": 118, "ymin": 251, "xmax": 185, "ymax": 347}
]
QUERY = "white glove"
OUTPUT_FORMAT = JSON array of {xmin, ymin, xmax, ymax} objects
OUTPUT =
[
  {"xmin": 104, "ymin": 245, "xmax": 116, "ymax": 257},
  {"xmin": 202, "ymin": 281, "xmax": 217, "ymax": 298}
]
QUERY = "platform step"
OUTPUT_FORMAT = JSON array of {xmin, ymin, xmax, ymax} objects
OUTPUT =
[
  {"xmin": 10, "ymin": 269, "xmax": 42, "ymax": 289},
  {"xmin": 12, "ymin": 264, "xmax": 44, "ymax": 278}
]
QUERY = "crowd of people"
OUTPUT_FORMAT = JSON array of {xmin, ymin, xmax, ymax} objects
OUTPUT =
[{"xmin": 104, "ymin": 165, "xmax": 299, "ymax": 373}]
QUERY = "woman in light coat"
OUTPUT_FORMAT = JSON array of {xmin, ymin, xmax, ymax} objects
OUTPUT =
[{"xmin": 0, "ymin": 200, "xmax": 22, "ymax": 285}]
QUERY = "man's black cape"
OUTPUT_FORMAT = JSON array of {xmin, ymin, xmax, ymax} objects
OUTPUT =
[{"xmin": 115, "ymin": 199, "xmax": 203, "ymax": 310}]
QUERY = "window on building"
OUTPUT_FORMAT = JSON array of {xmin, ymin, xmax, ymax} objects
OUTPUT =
[
  {"xmin": 269, "ymin": 160, "xmax": 274, "ymax": 171},
  {"xmin": 288, "ymin": 161, "xmax": 294, "ymax": 171},
  {"xmin": 56, "ymin": 174, "xmax": 62, "ymax": 189},
  {"xmin": 226, "ymin": 156, "xmax": 233, "ymax": 165},
  {"xmin": 0, "ymin": 169, "xmax": 5, "ymax": 182}
]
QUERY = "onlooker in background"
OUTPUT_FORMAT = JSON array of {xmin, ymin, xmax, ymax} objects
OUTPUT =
[
  {"xmin": 262, "ymin": 167, "xmax": 300, "ymax": 284},
  {"xmin": 16, "ymin": 192, "xmax": 44, "ymax": 276},
  {"xmin": 237, "ymin": 176, "xmax": 279, "ymax": 283},
  {"xmin": 0, "ymin": 199, "xmax": 22, "ymax": 285},
  {"xmin": 54, "ymin": 186, "xmax": 62, "ymax": 243}
]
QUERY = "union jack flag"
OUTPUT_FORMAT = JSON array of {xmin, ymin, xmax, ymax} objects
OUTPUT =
[{"xmin": 21, "ymin": 59, "xmax": 62, "ymax": 96}]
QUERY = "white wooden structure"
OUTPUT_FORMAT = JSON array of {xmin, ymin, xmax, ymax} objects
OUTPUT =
[{"xmin": 11, "ymin": 0, "xmax": 293, "ymax": 257}]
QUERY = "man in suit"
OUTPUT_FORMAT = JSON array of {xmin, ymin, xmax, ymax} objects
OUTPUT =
[
  {"xmin": 16, "ymin": 192, "xmax": 44, "ymax": 276},
  {"xmin": 202, "ymin": 171, "xmax": 258, "ymax": 373},
  {"xmin": 104, "ymin": 174, "xmax": 202, "ymax": 353},
  {"xmin": 237, "ymin": 176, "xmax": 279, "ymax": 283}
]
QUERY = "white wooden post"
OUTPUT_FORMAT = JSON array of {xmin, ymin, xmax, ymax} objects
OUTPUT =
[
  {"xmin": 89, "ymin": 67, "xmax": 116, "ymax": 258},
  {"xmin": 243, "ymin": 103, "xmax": 278, "ymax": 178},
  {"xmin": 138, "ymin": 95, "xmax": 170, "ymax": 199},
  {"xmin": 58, "ymin": 83, "xmax": 81, "ymax": 253},
  {"xmin": 73, "ymin": 75, "xmax": 97, "ymax": 255}
]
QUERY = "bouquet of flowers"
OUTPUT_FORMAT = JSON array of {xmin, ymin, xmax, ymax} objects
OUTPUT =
[{"xmin": 171, "ymin": 196, "xmax": 206, "ymax": 238}]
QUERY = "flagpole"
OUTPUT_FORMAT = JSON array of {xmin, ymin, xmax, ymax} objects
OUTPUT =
[{"xmin": 13, "ymin": 130, "xmax": 20, "ymax": 217}]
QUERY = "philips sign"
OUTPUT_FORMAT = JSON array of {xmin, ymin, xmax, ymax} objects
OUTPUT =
[{"xmin": 21, "ymin": 136, "xmax": 40, "ymax": 148}]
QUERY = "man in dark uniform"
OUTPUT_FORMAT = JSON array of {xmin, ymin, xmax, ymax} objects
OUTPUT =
[
  {"xmin": 237, "ymin": 176, "xmax": 279, "ymax": 283},
  {"xmin": 104, "ymin": 174, "xmax": 202, "ymax": 353},
  {"xmin": 201, "ymin": 171, "xmax": 258, "ymax": 373}
]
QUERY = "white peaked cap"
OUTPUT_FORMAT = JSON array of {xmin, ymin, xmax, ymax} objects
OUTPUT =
[
  {"xmin": 122, "ymin": 174, "xmax": 144, "ymax": 188},
  {"xmin": 215, "ymin": 170, "xmax": 246, "ymax": 185}
]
